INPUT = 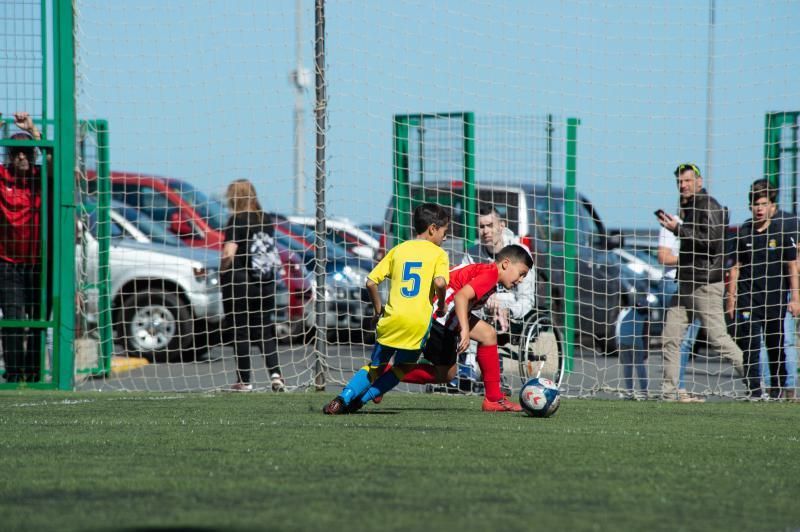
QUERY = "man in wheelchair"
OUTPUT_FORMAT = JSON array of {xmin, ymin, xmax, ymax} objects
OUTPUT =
[{"xmin": 448, "ymin": 205, "xmax": 539, "ymax": 392}]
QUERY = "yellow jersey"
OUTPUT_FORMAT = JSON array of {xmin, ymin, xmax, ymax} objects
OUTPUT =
[{"xmin": 368, "ymin": 239, "xmax": 450, "ymax": 349}]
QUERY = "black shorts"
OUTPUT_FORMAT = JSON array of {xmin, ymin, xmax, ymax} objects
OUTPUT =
[{"xmin": 422, "ymin": 321, "xmax": 459, "ymax": 366}]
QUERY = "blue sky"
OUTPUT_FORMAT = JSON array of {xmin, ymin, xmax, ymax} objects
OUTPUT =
[{"xmin": 69, "ymin": 0, "xmax": 800, "ymax": 230}]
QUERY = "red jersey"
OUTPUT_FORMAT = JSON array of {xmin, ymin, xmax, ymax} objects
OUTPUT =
[
  {"xmin": 0, "ymin": 165, "xmax": 42, "ymax": 264},
  {"xmin": 432, "ymin": 262, "xmax": 499, "ymax": 331}
]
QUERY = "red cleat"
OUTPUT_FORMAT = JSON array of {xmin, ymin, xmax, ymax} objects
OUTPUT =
[
  {"xmin": 482, "ymin": 396, "xmax": 522, "ymax": 412},
  {"xmin": 372, "ymin": 394, "xmax": 383, "ymax": 404}
]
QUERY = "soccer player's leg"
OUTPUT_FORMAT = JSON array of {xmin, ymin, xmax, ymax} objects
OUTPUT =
[
  {"xmin": 357, "ymin": 348, "xmax": 421, "ymax": 406},
  {"xmin": 470, "ymin": 317, "xmax": 522, "ymax": 412},
  {"xmin": 323, "ymin": 343, "xmax": 394, "ymax": 414},
  {"xmin": 398, "ymin": 321, "xmax": 459, "ymax": 385}
]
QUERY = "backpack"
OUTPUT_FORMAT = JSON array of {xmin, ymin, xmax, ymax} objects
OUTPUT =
[{"xmin": 249, "ymin": 227, "xmax": 281, "ymax": 281}]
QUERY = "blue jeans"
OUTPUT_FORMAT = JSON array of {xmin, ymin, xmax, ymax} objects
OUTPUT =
[{"xmin": 760, "ymin": 312, "xmax": 798, "ymax": 388}]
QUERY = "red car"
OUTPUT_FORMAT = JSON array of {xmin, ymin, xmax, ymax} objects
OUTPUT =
[{"xmin": 96, "ymin": 172, "xmax": 313, "ymax": 337}]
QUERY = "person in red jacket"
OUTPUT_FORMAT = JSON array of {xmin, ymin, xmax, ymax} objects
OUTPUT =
[{"xmin": 0, "ymin": 112, "xmax": 45, "ymax": 382}]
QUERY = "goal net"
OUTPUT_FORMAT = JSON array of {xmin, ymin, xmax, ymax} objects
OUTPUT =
[{"xmin": 58, "ymin": 0, "xmax": 800, "ymax": 399}]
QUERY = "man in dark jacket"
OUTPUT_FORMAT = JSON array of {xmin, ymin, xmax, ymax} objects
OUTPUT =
[{"xmin": 657, "ymin": 163, "xmax": 743, "ymax": 400}]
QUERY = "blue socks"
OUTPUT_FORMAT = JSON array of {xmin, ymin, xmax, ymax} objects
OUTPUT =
[
  {"xmin": 360, "ymin": 370, "xmax": 401, "ymax": 403},
  {"xmin": 340, "ymin": 368, "xmax": 372, "ymax": 405}
]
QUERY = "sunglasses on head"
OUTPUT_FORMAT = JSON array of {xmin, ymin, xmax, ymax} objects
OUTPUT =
[{"xmin": 675, "ymin": 163, "xmax": 701, "ymax": 177}]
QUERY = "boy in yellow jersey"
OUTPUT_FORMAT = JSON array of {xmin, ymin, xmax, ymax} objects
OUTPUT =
[{"xmin": 323, "ymin": 203, "xmax": 450, "ymax": 415}]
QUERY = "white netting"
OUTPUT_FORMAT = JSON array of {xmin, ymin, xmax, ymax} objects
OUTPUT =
[{"xmin": 67, "ymin": 0, "xmax": 800, "ymax": 399}]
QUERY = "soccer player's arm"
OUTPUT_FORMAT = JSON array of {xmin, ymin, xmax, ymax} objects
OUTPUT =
[
  {"xmin": 454, "ymin": 284, "xmax": 475, "ymax": 353},
  {"xmin": 366, "ymin": 248, "xmax": 393, "ymax": 317},
  {"xmin": 433, "ymin": 250, "xmax": 449, "ymax": 316}
]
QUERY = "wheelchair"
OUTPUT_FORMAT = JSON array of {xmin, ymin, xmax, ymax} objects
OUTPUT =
[
  {"xmin": 497, "ymin": 306, "xmax": 565, "ymax": 391},
  {"xmin": 428, "ymin": 305, "xmax": 565, "ymax": 396}
]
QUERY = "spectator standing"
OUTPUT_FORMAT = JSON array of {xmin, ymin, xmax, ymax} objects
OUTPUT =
[
  {"xmin": 769, "ymin": 205, "xmax": 799, "ymax": 400},
  {"xmin": 727, "ymin": 180, "xmax": 800, "ymax": 399},
  {"xmin": 657, "ymin": 163, "xmax": 743, "ymax": 400},
  {"xmin": 221, "ymin": 179, "xmax": 285, "ymax": 392},
  {"xmin": 657, "ymin": 222, "xmax": 703, "ymax": 402},
  {"xmin": 0, "ymin": 112, "xmax": 45, "ymax": 382},
  {"xmin": 459, "ymin": 205, "xmax": 536, "ymax": 388}
]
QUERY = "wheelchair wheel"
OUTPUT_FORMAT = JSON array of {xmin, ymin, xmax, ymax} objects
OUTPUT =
[{"xmin": 518, "ymin": 313, "xmax": 564, "ymax": 388}]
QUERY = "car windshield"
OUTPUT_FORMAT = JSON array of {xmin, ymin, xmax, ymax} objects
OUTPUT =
[
  {"xmin": 167, "ymin": 180, "xmax": 229, "ymax": 231},
  {"xmin": 116, "ymin": 203, "xmax": 184, "ymax": 247}
]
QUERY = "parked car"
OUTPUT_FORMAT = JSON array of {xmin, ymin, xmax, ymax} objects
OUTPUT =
[
  {"xmin": 102, "ymin": 172, "xmax": 312, "ymax": 338},
  {"xmin": 271, "ymin": 219, "xmax": 377, "ymax": 337},
  {"xmin": 383, "ymin": 181, "xmax": 665, "ymax": 353},
  {"xmin": 79, "ymin": 201, "xmax": 232, "ymax": 362},
  {"xmin": 104, "ymin": 172, "xmax": 369, "ymax": 340},
  {"xmin": 288, "ymin": 215, "xmax": 381, "ymax": 260}
]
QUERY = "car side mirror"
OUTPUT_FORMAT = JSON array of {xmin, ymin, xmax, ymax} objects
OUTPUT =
[{"xmin": 602, "ymin": 231, "xmax": 623, "ymax": 250}]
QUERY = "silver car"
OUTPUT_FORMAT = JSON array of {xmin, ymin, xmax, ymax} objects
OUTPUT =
[{"xmin": 79, "ymin": 205, "xmax": 226, "ymax": 361}]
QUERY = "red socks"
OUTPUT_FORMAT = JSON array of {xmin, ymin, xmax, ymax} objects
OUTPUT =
[
  {"xmin": 401, "ymin": 365, "xmax": 439, "ymax": 384},
  {"xmin": 476, "ymin": 344, "xmax": 503, "ymax": 401}
]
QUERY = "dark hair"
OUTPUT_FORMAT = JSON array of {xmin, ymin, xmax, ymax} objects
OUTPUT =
[
  {"xmin": 7, "ymin": 132, "xmax": 35, "ymax": 163},
  {"xmin": 674, "ymin": 162, "xmax": 701, "ymax": 178},
  {"xmin": 749, "ymin": 178, "xmax": 777, "ymax": 205},
  {"xmin": 412, "ymin": 203, "xmax": 450, "ymax": 235},
  {"xmin": 478, "ymin": 204, "xmax": 501, "ymax": 218},
  {"xmin": 496, "ymin": 244, "xmax": 534, "ymax": 269}
]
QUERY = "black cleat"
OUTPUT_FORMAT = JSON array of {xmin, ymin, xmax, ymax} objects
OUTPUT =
[
  {"xmin": 347, "ymin": 398, "xmax": 365, "ymax": 413},
  {"xmin": 323, "ymin": 396, "xmax": 348, "ymax": 415}
]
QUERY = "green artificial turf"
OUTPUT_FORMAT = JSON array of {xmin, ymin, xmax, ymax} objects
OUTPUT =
[{"xmin": 1, "ymin": 392, "xmax": 798, "ymax": 532}]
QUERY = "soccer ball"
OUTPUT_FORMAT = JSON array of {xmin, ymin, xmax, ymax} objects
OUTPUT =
[{"xmin": 519, "ymin": 377, "xmax": 561, "ymax": 418}]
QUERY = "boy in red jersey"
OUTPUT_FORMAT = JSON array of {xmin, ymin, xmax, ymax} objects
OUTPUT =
[{"xmin": 357, "ymin": 244, "xmax": 533, "ymax": 412}]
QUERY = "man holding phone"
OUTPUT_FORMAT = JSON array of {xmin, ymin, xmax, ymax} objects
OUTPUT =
[{"xmin": 656, "ymin": 163, "xmax": 744, "ymax": 400}]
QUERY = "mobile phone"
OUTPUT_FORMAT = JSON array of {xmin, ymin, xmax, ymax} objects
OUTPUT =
[{"xmin": 654, "ymin": 209, "xmax": 666, "ymax": 218}]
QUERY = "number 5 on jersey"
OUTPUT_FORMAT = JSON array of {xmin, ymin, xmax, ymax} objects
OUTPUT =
[{"xmin": 401, "ymin": 261, "xmax": 423, "ymax": 297}]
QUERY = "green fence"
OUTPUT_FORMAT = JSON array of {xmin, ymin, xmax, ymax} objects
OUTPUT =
[{"xmin": 0, "ymin": 0, "xmax": 77, "ymax": 389}]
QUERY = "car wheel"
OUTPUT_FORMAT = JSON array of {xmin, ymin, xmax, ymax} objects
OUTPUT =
[{"xmin": 117, "ymin": 290, "xmax": 194, "ymax": 362}]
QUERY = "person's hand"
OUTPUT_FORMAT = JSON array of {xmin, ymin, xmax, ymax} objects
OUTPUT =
[
  {"xmin": 789, "ymin": 300, "xmax": 800, "ymax": 317},
  {"xmin": 657, "ymin": 211, "xmax": 680, "ymax": 234},
  {"xmin": 13, "ymin": 112, "xmax": 35, "ymax": 133},
  {"xmin": 435, "ymin": 301, "xmax": 446, "ymax": 318},
  {"xmin": 370, "ymin": 306, "xmax": 384, "ymax": 329},
  {"xmin": 457, "ymin": 328, "xmax": 470, "ymax": 354},
  {"xmin": 496, "ymin": 307, "xmax": 510, "ymax": 332}
]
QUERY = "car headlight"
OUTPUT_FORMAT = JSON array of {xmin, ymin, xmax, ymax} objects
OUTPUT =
[{"xmin": 194, "ymin": 266, "xmax": 220, "ymax": 287}]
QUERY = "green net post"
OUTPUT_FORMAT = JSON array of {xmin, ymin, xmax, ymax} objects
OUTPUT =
[
  {"xmin": 95, "ymin": 120, "xmax": 112, "ymax": 375},
  {"xmin": 462, "ymin": 112, "xmax": 477, "ymax": 245},
  {"xmin": 393, "ymin": 115, "xmax": 411, "ymax": 245},
  {"xmin": 53, "ymin": 0, "xmax": 77, "ymax": 390},
  {"xmin": 562, "ymin": 117, "xmax": 580, "ymax": 374}
]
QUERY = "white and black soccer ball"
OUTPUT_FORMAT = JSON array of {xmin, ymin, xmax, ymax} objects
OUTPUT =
[{"xmin": 519, "ymin": 377, "xmax": 561, "ymax": 418}]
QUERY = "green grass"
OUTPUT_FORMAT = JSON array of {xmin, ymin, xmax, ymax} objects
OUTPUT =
[{"xmin": 1, "ymin": 392, "xmax": 798, "ymax": 532}]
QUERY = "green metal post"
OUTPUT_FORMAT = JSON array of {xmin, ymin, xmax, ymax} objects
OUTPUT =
[
  {"xmin": 40, "ymin": 0, "xmax": 48, "ymax": 130},
  {"xmin": 463, "ymin": 112, "xmax": 477, "ymax": 245},
  {"xmin": 95, "ymin": 121, "xmax": 112, "ymax": 375},
  {"xmin": 393, "ymin": 115, "xmax": 411, "ymax": 245},
  {"xmin": 53, "ymin": 0, "xmax": 77, "ymax": 390},
  {"xmin": 562, "ymin": 118, "xmax": 580, "ymax": 373}
]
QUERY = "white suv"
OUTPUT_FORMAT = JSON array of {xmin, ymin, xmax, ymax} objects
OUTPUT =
[{"xmin": 78, "ymin": 202, "xmax": 227, "ymax": 361}]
